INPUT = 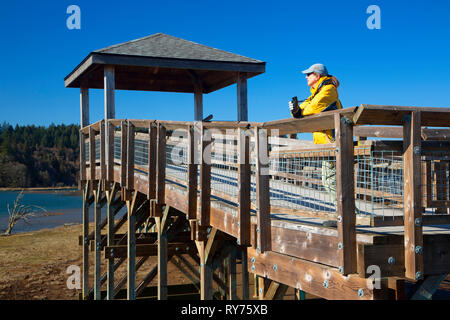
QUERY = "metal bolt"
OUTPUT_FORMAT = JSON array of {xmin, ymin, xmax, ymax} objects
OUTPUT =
[
  {"xmin": 416, "ymin": 271, "xmax": 423, "ymax": 280},
  {"xmin": 237, "ymin": 239, "xmax": 240, "ymax": 245},
  {"xmin": 415, "ymin": 246, "xmax": 423, "ymax": 255},
  {"xmin": 335, "ymin": 147, "xmax": 340, "ymax": 153},
  {"xmin": 256, "ymin": 228, "xmax": 260, "ymax": 233},
  {"xmin": 259, "ymin": 288, "xmax": 263, "ymax": 294},
  {"xmin": 337, "ymin": 216, "xmax": 342, "ymax": 223},
  {"xmin": 338, "ymin": 266, "xmax": 344, "ymax": 274},
  {"xmin": 338, "ymin": 242, "xmax": 343, "ymax": 250},
  {"xmin": 358, "ymin": 289, "xmax": 364, "ymax": 298},
  {"xmin": 414, "ymin": 146, "xmax": 421, "ymax": 155},
  {"xmin": 110, "ymin": 249, "xmax": 114, "ymax": 258},
  {"xmin": 251, "ymin": 265, "xmax": 255, "ymax": 271},
  {"xmin": 186, "ymin": 246, "xmax": 189, "ymax": 251},
  {"xmin": 175, "ymin": 247, "xmax": 179, "ymax": 252},
  {"xmin": 251, "ymin": 257, "xmax": 255, "ymax": 263},
  {"xmin": 388, "ymin": 256, "xmax": 396, "ymax": 265},
  {"xmin": 323, "ymin": 280, "xmax": 329, "ymax": 288},
  {"xmin": 273, "ymin": 264, "xmax": 277, "ymax": 271},
  {"xmin": 415, "ymin": 218, "xmax": 422, "ymax": 227}
]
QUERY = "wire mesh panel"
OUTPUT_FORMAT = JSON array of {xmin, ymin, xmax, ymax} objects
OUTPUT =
[
  {"xmin": 165, "ymin": 130, "xmax": 189, "ymax": 185},
  {"xmin": 422, "ymin": 151, "xmax": 450, "ymax": 214},
  {"xmin": 354, "ymin": 149, "xmax": 404, "ymax": 218},
  {"xmin": 268, "ymin": 149, "xmax": 338, "ymax": 214}
]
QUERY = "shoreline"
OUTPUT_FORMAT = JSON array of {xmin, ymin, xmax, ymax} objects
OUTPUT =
[{"xmin": 0, "ymin": 186, "xmax": 78, "ymax": 192}]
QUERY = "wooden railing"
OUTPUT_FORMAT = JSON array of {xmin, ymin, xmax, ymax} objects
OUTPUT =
[{"xmin": 80, "ymin": 105, "xmax": 450, "ymax": 280}]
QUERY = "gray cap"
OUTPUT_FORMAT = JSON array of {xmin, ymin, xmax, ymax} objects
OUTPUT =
[{"xmin": 302, "ymin": 63, "xmax": 328, "ymax": 76}]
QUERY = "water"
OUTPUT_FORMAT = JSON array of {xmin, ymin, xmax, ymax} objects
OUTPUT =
[{"xmin": 0, "ymin": 190, "xmax": 122, "ymax": 234}]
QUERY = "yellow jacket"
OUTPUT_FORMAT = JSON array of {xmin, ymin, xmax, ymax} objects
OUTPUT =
[{"xmin": 291, "ymin": 76, "xmax": 342, "ymax": 144}]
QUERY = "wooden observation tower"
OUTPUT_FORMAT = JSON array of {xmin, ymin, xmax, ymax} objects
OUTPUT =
[{"xmin": 65, "ymin": 33, "xmax": 450, "ymax": 300}]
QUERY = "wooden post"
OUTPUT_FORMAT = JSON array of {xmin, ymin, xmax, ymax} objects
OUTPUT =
[
  {"xmin": 100, "ymin": 121, "xmax": 106, "ymax": 180},
  {"xmin": 89, "ymin": 127, "xmax": 96, "ymax": 181},
  {"xmin": 93, "ymin": 182, "xmax": 102, "ymax": 300},
  {"xmin": 334, "ymin": 114, "xmax": 357, "ymax": 275},
  {"xmin": 106, "ymin": 183, "xmax": 117, "ymax": 300},
  {"xmin": 80, "ymin": 87, "xmax": 89, "ymax": 128},
  {"xmin": 156, "ymin": 124, "xmax": 166, "ymax": 217},
  {"xmin": 196, "ymin": 240, "xmax": 213, "ymax": 300},
  {"xmin": 194, "ymin": 85, "xmax": 203, "ymax": 121},
  {"xmin": 120, "ymin": 121, "xmax": 128, "ymax": 188},
  {"xmin": 148, "ymin": 123, "xmax": 157, "ymax": 200},
  {"xmin": 127, "ymin": 122, "xmax": 135, "ymax": 190},
  {"xmin": 104, "ymin": 66, "xmax": 115, "ymax": 176},
  {"xmin": 156, "ymin": 206, "xmax": 169, "ymax": 300},
  {"xmin": 237, "ymin": 72, "xmax": 248, "ymax": 121},
  {"xmin": 199, "ymin": 126, "xmax": 211, "ymax": 227},
  {"xmin": 80, "ymin": 133, "xmax": 87, "ymax": 182},
  {"xmin": 238, "ymin": 128, "xmax": 251, "ymax": 246},
  {"xmin": 82, "ymin": 182, "xmax": 90, "ymax": 299},
  {"xmin": 127, "ymin": 191, "xmax": 137, "ymax": 300},
  {"xmin": 107, "ymin": 122, "xmax": 115, "ymax": 182},
  {"xmin": 241, "ymin": 247, "xmax": 250, "ymax": 300},
  {"xmin": 187, "ymin": 125, "xmax": 198, "ymax": 219},
  {"xmin": 228, "ymin": 246, "xmax": 237, "ymax": 300},
  {"xmin": 255, "ymin": 127, "xmax": 271, "ymax": 252},
  {"xmin": 403, "ymin": 111, "xmax": 424, "ymax": 280}
]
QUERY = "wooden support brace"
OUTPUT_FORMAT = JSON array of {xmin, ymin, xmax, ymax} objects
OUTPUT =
[
  {"xmin": 403, "ymin": 111, "xmax": 424, "ymax": 280},
  {"xmin": 334, "ymin": 114, "xmax": 357, "ymax": 275},
  {"xmin": 93, "ymin": 181, "xmax": 102, "ymax": 300}
]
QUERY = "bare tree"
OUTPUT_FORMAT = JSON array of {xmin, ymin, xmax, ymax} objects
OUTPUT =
[{"xmin": 3, "ymin": 191, "xmax": 48, "ymax": 235}]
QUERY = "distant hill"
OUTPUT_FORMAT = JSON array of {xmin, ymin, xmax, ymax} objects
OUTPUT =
[{"xmin": 0, "ymin": 123, "xmax": 79, "ymax": 188}]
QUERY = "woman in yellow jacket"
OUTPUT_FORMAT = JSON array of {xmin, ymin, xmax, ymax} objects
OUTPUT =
[{"xmin": 289, "ymin": 63, "xmax": 342, "ymax": 217}]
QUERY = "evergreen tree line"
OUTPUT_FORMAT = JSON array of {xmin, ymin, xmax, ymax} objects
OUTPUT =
[{"xmin": 0, "ymin": 122, "xmax": 80, "ymax": 187}]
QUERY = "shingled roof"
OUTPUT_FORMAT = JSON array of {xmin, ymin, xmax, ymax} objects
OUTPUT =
[
  {"xmin": 94, "ymin": 33, "xmax": 263, "ymax": 64},
  {"xmin": 64, "ymin": 33, "xmax": 265, "ymax": 93}
]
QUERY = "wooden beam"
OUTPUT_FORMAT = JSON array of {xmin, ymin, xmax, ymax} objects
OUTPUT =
[
  {"xmin": 255, "ymin": 127, "xmax": 271, "ymax": 252},
  {"xmin": 155, "ymin": 206, "xmax": 170, "ymax": 300},
  {"xmin": 248, "ymin": 246, "xmax": 387, "ymax": 300},
  {"xmin": 82, "ymin": 182, "xmax": 90, "ymax": 299},
  {"xmin": 199, "ymin": 126, "xmax": 211, "ymax": 227},
  {"xmin": 89, "ymin": 127, "xmax": 96, "ymax": 183},
  {"xmin": 80, "ymin": 133, "xmax": 87, "ymax": 181},
  {"xmin": 156, "ymin": 124, "xmax": 166, "ymax": 217},
  {"xmin": 127, "ymin": 121, "xmax": 135, "ymax": 190},
  {"xmin": 106, "ymin": 183, "xmax": 117, "ymax": 300},
  {"xmin": 196, "ymin": 240, "xmax": 213, "ymax": 300},
  {"xmin": 335, "ymin": 114, "xmax": 357, "ymax": 275},
  {"xmin": 100, "ymin": 121, "xmax": 106, "ymax": 180},
  {"xmin": 403, "ymin": 111, "xmax": 424, "ymax": 280},
  {"xmin": 237, "ymin": 128, "xmax": 251, "ymax": 246},
  {"xmin": 237, "ymin": 72, "xmax": 248, "ymax": 121},
  {"xmin": 187, "ymin": 125, "xmax": 198, "ymax": 219},
  {"xmin": 127, "ymin": 191, "xmax": 137, "ymax": 300},
  {"xmin": 107, "ymin": 122, "xmax": 114, "ymax": 181},
  {"xmin": 194, "ymin": 85, "xmax": 203, "ymax": 121},
  {"xmin": 104, "ymin": 65, "xmax": 115, "ymax": 119},
  {"xmin": 148, "ymin": 123, "xmax": 157, "ymax": 200},
  {"xmin": 120, "ymin": 121, "xmax": 127, "ymax": 188},
  {"xmin": 93, "ymin": 182, "xmax": 102, "ymax": 300},
  {"xmin": 80, "ymin": 87, "xmax": 89, "ymax": 128}
]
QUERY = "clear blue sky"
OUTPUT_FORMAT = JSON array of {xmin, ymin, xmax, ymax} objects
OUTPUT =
[{"xmin": 0, "ymin": 0, "xmax": 449, "ymax": 127}]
